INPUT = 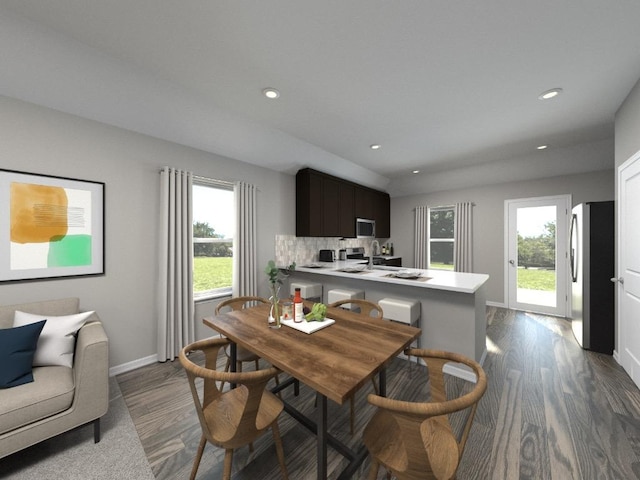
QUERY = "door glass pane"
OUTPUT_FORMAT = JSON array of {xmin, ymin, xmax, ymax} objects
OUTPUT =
[{"xmin": 516, "ymin": 206, "xmax": 556, "ymax": 307}]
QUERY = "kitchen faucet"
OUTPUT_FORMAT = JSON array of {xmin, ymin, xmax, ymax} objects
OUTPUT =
[{"xmin": 369, "ymin": 240, "xmax": 380, "ymax": 269}]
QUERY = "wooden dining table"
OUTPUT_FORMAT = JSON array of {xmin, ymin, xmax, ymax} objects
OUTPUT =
[{"xmin": 203, "ymin": 302, "xmax": 421, "ymax": 479}]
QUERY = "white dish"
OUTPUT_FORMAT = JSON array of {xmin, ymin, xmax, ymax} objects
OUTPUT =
[
  {"xmin": 393, "ymin": 270, "xmax": 422, "ymax": 279},
  {"xmin": 281, "ymin": 317, "xmax": 336, "ymax": 334}
]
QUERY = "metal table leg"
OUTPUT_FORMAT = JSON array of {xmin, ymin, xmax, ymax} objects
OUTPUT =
[
  {"xmin": 378, "ymin": 367, "xmax": 387, "ymax": 397},
  {"xmin": 230, "ymin": 342, "xmax": 237, "ymax": 389},
  {"xmin": 317, "ymin": 393, "xmax": 327, "ymax": 479}
]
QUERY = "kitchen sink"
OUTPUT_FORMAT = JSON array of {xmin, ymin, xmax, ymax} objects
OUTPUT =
[{"xmin": 370, "ymin": 265, "xmax": 399, "ymax": 271}]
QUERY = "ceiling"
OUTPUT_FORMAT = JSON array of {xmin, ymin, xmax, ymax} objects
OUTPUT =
[{"xmin": 1, "ymin": 1, "xmax": 639, "ymax": 196}]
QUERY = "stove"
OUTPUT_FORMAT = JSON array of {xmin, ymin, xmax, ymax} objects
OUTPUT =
[{"xmin": 345, "ymin": 247, "xmax": 365, "ymax": 260}]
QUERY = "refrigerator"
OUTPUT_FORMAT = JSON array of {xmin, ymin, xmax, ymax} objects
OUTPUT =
[{"xmin": 570, "ymin": 201, "xmax": 615, "ymax": 354}]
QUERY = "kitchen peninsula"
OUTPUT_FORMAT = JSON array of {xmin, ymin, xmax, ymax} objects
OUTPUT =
[{"xmin": 285, "ymin": 262, "xmax": 489, "ymax": 379}]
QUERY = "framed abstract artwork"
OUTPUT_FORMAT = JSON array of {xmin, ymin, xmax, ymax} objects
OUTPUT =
[{"xmin": 0, "ymin": 169, "xmax": 105, "ymax": 282}]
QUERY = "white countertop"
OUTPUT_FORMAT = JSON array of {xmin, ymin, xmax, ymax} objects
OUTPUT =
[{"xmin": 288, "ymin": 260, "xmax": 489, "ymax": 294}]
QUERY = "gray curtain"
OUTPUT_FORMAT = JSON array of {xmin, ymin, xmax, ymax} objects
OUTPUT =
[
  {"xmin": 158, "ymin": 167, "xmax": 194, "ymax": 362},
  {"xmin": 414, "ymin": 205, "xmax": 429, "ymax": 269},
  {"xmin": 454, "ymin": 201, "xmax": 474, "ymax": 272},
  {"xmin": 233, "ymin": 181, "xmax": 258, "ymax": 296}
]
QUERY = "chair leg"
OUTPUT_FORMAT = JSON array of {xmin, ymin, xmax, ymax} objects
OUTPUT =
[
  {"xmin": 190, "ymin": 435, "xmax": 207, "ymax": 480},
  {"xmin": 222, "ymin": 449, "xmax": 234, "ymax": 480},
  {"xmin": 272, "ymin": 421, "xmax": 289, "ymax": 480},
  {"xmin": 367, "ymin": 459, "xmax": 380, "ymax": 480}
]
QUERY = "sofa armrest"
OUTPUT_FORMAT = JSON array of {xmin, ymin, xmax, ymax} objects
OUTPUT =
[{"xmin": 72, "ymin": 318, "xmax": 109, "ymax": 421}]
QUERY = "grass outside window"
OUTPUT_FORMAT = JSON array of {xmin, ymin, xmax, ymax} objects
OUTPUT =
[
  {"xmin": 517, "ymin": 268, "xmax": 555, "ymax": 291},
  {"xmin": 194, "ymin": 257, "xmax": 233, "ymax": 292}
]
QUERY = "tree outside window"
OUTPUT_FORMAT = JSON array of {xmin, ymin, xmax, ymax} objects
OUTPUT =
[{"xmin": 429, "ymin": 207, "xmax": 455, "ymax": 270}]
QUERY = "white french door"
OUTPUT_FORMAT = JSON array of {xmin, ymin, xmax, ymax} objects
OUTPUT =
[
  {"xmin": 617, "ymin": 151, "xmax": 640, "ymax": 388},
  {"xmin": 505, "ymin": 195, "xmax": 571, "ymax": 316}
]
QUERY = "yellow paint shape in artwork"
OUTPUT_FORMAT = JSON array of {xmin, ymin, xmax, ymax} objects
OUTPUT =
[{"xmin": 10, "ymin": 182, "xmax": 68, "ymax": 244}]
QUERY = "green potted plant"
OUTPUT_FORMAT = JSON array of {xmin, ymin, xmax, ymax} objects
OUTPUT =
[{"xmin": 264, "ymin": 260, "xmax": 296, "ymax": 328}]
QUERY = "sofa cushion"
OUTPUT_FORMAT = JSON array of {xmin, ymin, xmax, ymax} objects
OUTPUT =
[
  {"xmin": 0, "ymin": 366, "xmax": 74, "ymax": 435},
  {"xmin": 0, "ymin": 320, "xmax": 47, "ymax": 389},
  {"xmin": 0, "ymin": 298, "xmax": 80, "ymax": 329},
  {"xmin": 14, "ymin": 311, "xmax": 94, "ymax": 368}
]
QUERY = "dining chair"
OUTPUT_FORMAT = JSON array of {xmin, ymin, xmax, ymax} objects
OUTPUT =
[
  {"xmin": 363, "ymin": 348, "xmax": 487, "ymax": 480},
  {"xmin": 329, "ymin": 298, "xmax": 384, "ymax": 318},
  {"xmin": 328, "ymin": 298, "xmax": 384, "ymax": 434},
  {"xmin": 179, "ymin": 337, "xmax": 289, "ymax": 480},
  {"xmin": 215, "ymin": 296, "xmax": 276, "ymax": 391}
]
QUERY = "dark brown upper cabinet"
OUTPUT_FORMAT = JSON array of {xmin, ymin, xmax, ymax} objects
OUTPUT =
[
  {"xmin": 373, "ymin": 190, "xmax": 391, "ymax": 238},
  {"xmin": 296, "ymin": 168, "xmax": 389, "ymax": 238}
]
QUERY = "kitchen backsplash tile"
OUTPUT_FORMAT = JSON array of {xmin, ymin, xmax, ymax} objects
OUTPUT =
[{"xmin": 274, "ymin": 235, "xmax": 373, "ymax": 266}]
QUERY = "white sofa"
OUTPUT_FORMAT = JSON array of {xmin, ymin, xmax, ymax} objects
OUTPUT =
[{"xmin": 0, "ymin": 298, "xmax": 109, "ymax": 458}]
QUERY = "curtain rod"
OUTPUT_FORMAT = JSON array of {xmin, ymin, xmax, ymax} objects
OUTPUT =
[
  {"xmin": 413, "ymin": 202, "xmax": 476, "ymax": 210},
  {"xmin": 193, "ymin": 175, "xmax": 235, "ymax": 188},
  {"xmin": 158, "ymin": 168, "xmax": 235, "ymax": 188}
]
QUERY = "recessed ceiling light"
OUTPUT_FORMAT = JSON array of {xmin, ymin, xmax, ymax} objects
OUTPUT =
[
  {"xmin": 262, "ymin": 88, "xmax": 280, "ymax": 99},
  {"xmin": 412, "ymin": 170, "xmax": 420, "ymax": 174},
  {"xmin": 538, "ymin": 88, "xmax": 563, "ymax": 100},
  {"xmin": 537, "ymin": 145, "xmax": 548, "ymax": 150},
  {"xmin": 370, "ymin": 144, "xmax": 381, "ymax": 150}
]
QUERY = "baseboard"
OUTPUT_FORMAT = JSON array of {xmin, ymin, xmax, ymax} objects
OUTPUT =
[
  {"xmin": 486, "ymin": 300, "xmax": 506, "ymax": 308},
  {"xmin": 613, "ymin": 349, "xmax": 620, "ymax": 364},
  {"xmin": 109, "ymin": 354, "xmax": 158, "ymax": 377}
]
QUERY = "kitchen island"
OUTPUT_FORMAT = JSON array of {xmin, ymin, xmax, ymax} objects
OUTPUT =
[{"xmin": 285, "ymin": 261, "xmax": 489, "ymax": 379}]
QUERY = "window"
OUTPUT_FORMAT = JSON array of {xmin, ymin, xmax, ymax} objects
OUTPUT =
[
  {"xmin": 193, "ymin": 182, "xmax": 234, "ymax": 299},
  {"xmin": 428, "ymin": 206, "xmax": 455, "ymax": 270}
]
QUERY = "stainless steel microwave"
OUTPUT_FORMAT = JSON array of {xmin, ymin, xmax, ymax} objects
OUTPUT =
[{"xmin": 356, "ymin": 218, "xmax": 376, "ymax": 239}]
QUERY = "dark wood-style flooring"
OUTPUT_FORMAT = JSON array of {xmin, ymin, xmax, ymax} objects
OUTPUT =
[{"xmin": 117, "ymin": 307, "xmax": 640, "ymax": 479}]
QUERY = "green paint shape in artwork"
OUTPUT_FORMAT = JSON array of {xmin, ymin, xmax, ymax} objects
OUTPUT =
[{"xmin": 48, "ymin": 234, "xmax": 92, "ymax": 267}]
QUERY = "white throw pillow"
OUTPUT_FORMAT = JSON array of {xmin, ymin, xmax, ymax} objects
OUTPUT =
[{"xmin": 13, "ymin": 310, "xmax": 95, "ymax": 368}]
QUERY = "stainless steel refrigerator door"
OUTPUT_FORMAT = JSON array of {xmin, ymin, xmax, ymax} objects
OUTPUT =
[{"xmin": 571, "ymin": 203, "xmax": 587, "ymax": 348}]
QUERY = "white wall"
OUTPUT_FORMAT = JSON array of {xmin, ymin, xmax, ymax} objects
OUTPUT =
[
  {"xmin": 389, "ymin": 169, "xmax": 614, "ymax": 304},
  {"xmin": 0, "ymin": 95, "xmax": 296, "ymax": 368},
  {"xmin": 615, "ymin": 77, "xmax": 640, "ymax": 169}
]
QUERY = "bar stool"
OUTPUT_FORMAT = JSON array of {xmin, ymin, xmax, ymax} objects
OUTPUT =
[
  {"xmin": 379, "ymin": 297, "xmax": 421, "ymax": 371},
  {"xmin": 289, "ymin": 281, "xmax": 323, "ymax": 302},
  {"xmin": 327, "ymin": 288, "xmax": 365, "ymax": 311}
]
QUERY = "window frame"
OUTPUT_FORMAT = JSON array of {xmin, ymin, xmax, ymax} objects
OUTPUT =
[
  {"xmin": 427, "ymin": 205, "xmax": 456, "ymax": 270},
  {"xmin": 192, "ymin": 179, "xmax": 235, "ymax": 301}
]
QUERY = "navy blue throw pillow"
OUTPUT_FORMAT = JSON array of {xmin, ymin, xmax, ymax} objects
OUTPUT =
[{"xmin": 0, "ymin": 319, "xmax": 47, "ymax": 388}]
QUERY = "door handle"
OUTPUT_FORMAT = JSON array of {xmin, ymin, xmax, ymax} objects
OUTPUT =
[
  {"xmin": 509, "ymin": 260, "xmax": 515, "ymax": 265},
  {"xmin": 611, "ymin": 277, "xmax": 625, "ymax": 285}
]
